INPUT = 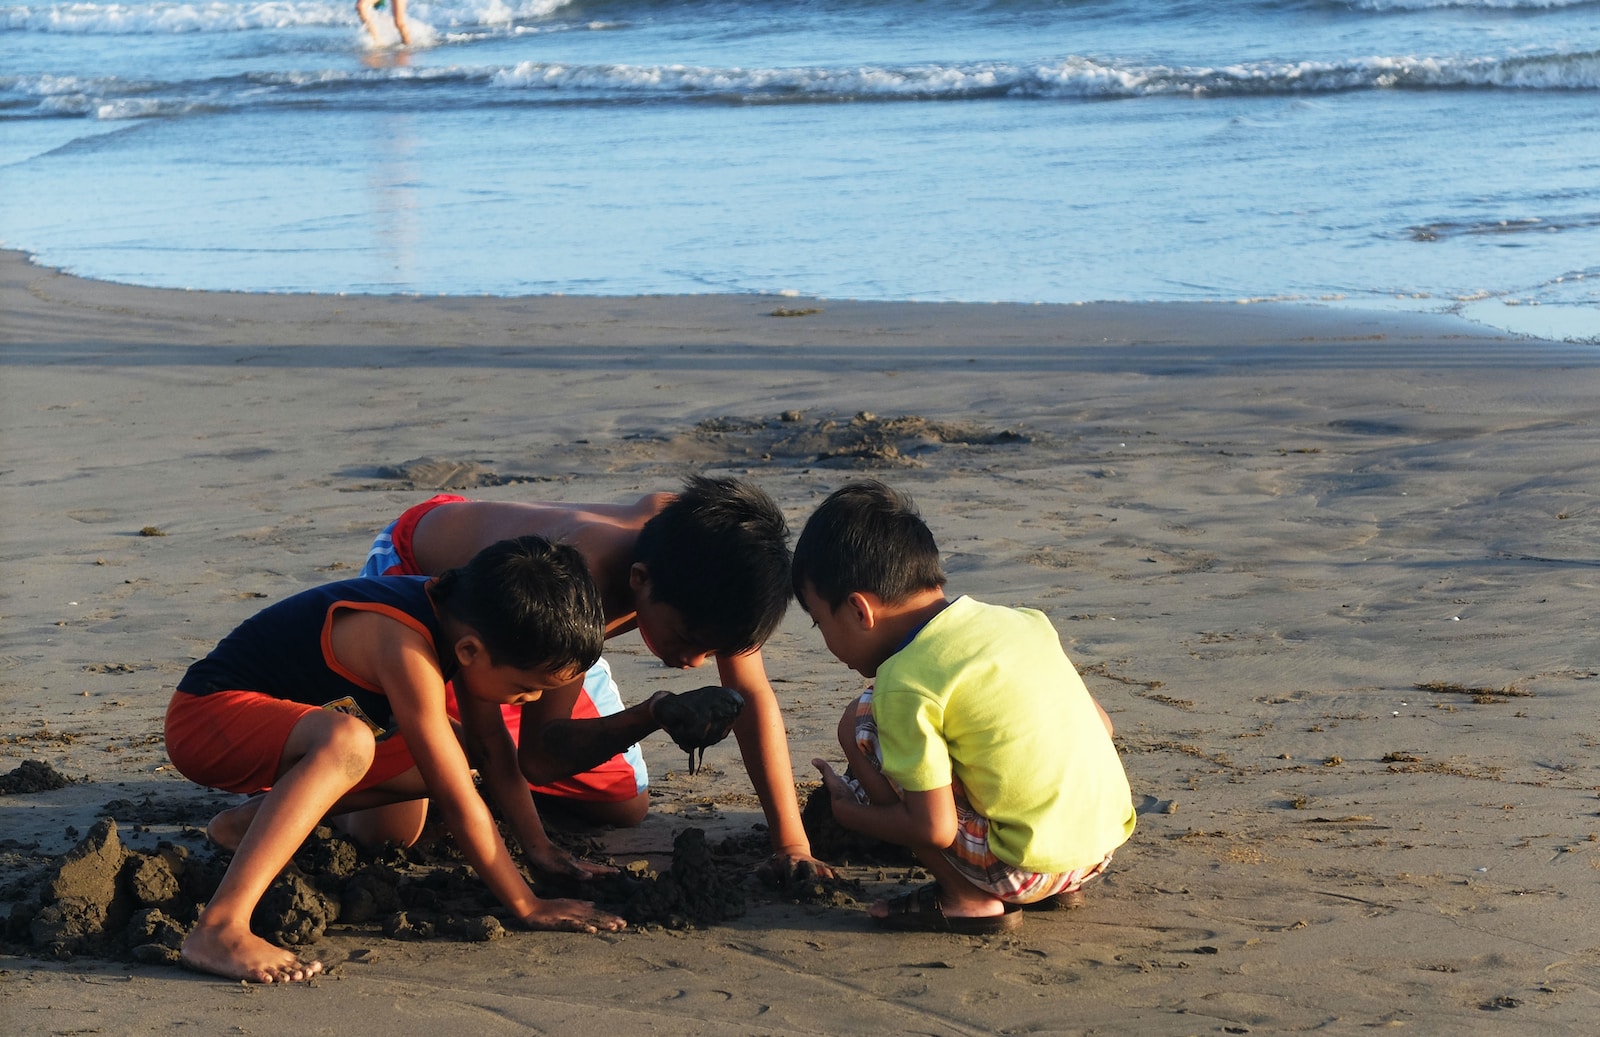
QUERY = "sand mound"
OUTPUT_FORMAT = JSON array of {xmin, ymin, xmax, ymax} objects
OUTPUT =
[
  {"xmin": 798, "ymin": 785, "xmax": 916, "ymax": 868},
  {"xmin": 1, "ymin": 814, "xmax": 868, "ymax": 968},
  {"xmin": 0, "ymin": 759, "xmax": 73, "ymax": 794},
  {"xmin": 375, "ymin": 457, "xmax": 517, "ymax": 490},
  {"xmin": 687, "ymin": 411, "xmax": 1031, "ymax": 469}
]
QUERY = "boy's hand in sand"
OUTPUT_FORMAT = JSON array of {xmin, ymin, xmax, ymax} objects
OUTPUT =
[
  {"xmin": 757, "ymin": 848, "xmax": 836, "ymax": 884},
  {"xmin": 524, "ymin": 842, "xmax": 618, "ymax": 881},
  {"xmin": 520, "ymin": 897, "xmax": 626, "ymax": 933}
]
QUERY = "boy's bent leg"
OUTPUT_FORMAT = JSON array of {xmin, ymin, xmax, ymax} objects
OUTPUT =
[
  {"xmin": 533, "ymin": 787, "xmax": 648, "ymax": 828},
  {"xmin": 335, "ymin": 798, "xmax": 429, "ymax": 847},
  {"xmin": 164, "ymin": 690, "xmax": 318, "ymax": 851},
  {"xmin": 869, "ymin": 778, "xmax": 1014, "ymax": 926},
  {"xmin": 355, "ymin": 0, "xmax": 381, "ymax": 42},
  {"xmin": 183, "ymin": 709, "xmax": 378, "ymax": 983},
  {"xmin": 836, "ymin": 693, "xmax": 898, "ymax": 806},
  {"xmin": 326, "ymin": 735, "xmax": 432, "ymax": 846},
  {"xmin": 890, "ymin": 849, "xmax": 1009, "ymax": 920}
]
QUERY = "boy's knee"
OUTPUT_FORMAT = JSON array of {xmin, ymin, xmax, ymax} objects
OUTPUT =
[
  {"xmin": 836, "ymin": 702, "xmax": 858, "ymax": 749},
  {"xmin": 297, "ymin": 710, "xmax": 379, "ymax": 778}
]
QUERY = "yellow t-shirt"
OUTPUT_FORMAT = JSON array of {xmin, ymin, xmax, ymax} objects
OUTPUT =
[{"xmin": 873, "ymin": 596, "xmax": 1136, "ymax": 873}]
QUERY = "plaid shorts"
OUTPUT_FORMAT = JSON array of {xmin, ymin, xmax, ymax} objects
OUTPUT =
[{"xmin": 853, "ymin": 691, "xmax": 1112, "ymax": 906}]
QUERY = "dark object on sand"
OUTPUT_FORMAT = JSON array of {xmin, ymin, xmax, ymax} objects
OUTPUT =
[
  {"xmin": 0, "ymin": 759, "xmax": 72, "ymax": 795},
  {"xmin": 656, "ymin": 685, "xmax": 744, "ymax": 774},
  {"xmin": 594, "ymin": 827, "xmax": 746, "ymax": 929},
  {"xmin": 799, "ymin": 785, "xmax": 915, "ymax": 867}
]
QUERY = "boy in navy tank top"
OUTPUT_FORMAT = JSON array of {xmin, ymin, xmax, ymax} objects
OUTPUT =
[{"xmin": 165, "ymin": 536, "xmax": 625, "ymax": 983}]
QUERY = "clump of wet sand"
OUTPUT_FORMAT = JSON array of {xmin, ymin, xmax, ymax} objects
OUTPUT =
[
  {"xmin": 1, "ymin": 813, "xmax": 867, "ymax": 969},
  {"xmin": 0, "ymin": 758, "xmax": 74, "ymax": 794},
  {"xmin": 798, "ymin": 785, "xmax": 916, "ymax": 868},
  {"xmin": 689, "ymin": 411, "xmax": 1031, "ymax": 469}
]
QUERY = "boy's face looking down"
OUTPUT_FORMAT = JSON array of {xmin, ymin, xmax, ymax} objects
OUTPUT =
[
  {"xmin": 799, "ymin": 581, "xmax": 887, "ymax": 679},
  {"xmin": 630, "ymin": 565, "xmax": 717, "ymax": 669},
  {"xmin": 454, "ymin": 641, "xmax": 587, "ymax": 706}
]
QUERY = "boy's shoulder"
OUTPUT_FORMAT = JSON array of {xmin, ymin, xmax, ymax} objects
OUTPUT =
[
  {"xmin": 887, "ymin": 596, "xmax": 1061, "ymax": 670},
  {"xmin": 924, "ymin": 595, "xmax": 1047, "ymax": 634}
]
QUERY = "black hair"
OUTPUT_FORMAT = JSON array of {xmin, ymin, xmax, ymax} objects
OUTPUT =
[
  {"xmin": 791, "ymin": 480, "xmax": 946, "ymax": 612},
  {"xmin": 430, "ymin": 535, "xmax": 604, "ymax": 674},
  {"xmin": 632, "ymin": 475, "xmax": 791, "ymax": 655}
]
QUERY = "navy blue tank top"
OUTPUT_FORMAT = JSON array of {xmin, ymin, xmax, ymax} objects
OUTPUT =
[{"xmin": 177, "ymin": 576, "xmax": 452, "ymax": 739}]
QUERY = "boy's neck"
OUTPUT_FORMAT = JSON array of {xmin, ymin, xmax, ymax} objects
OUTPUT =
[{"xmin": 871, "ymin": 588, "xmax": 951, "ymax": 661}]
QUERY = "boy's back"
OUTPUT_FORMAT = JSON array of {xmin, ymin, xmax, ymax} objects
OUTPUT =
[{"xmin": 874, "ymin": 595, "xmax": 1135, "ymax": 875}]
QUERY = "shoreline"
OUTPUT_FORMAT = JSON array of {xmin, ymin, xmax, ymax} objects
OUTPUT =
[
  {"xmin": 3, "ymin": 247, "xmax": 1574, "ymax": 357},
  {"xmin": 4, "ymin": 245, "xmax": 1599, "ymax": 1033}
]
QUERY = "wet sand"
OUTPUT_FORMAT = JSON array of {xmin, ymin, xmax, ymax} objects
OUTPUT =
[{"xmin": 3, "ymin": 249, "xmax": 1599, "ymax": 1034}]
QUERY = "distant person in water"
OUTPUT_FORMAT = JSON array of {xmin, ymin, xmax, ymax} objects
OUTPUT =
[{"xmin": 357, "ymin": 0, "xmax": 411, "ymax": 47}]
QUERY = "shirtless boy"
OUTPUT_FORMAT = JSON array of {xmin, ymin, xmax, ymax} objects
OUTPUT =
[{"xmin": 362, "ymin": 476, "xmax": 829, "ymax": 878}]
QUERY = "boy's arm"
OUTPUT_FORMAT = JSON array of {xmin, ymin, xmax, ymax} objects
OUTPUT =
[
  {"xmin": 455, "ymin": 693, "xmax": 613, "ymax": 880},
  {"xmin": 1091, "ymin": 694, "xmax": 1114, "ymax": 737},
  {"xmin": 516, "ymin": 682, "xmax": 662, "ymax": 786},
  {"xmin": 718, "ymin": 648, "xmax": 832, "ymax": 878},
  {"xmin": 814, "ymin": 759, "xmax": 956, "ymax": 849},
  {"xmin": 370, "ymin": 626, "xmax": 619, "ymax": 932}
]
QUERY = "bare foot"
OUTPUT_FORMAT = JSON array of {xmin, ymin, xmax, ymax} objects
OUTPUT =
[
  {"xmin": 520, "ymin": 897, "xmax": 627, "ymax": 934},
  {"xmin": 181, "ymin": 924, "xmax": 323, "ymax": 984},
  {"xmin": 205, "ymin": 797, "xmax": 264, "ymax": 852}
]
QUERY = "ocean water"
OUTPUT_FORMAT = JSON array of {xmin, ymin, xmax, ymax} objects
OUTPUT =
[{"xmin": 3, "ymin": 0, "xmax": 1597, "ymax": 340}]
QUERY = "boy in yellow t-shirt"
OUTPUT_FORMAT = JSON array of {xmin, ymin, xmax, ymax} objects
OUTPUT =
[{"xmin": 795, "ymin": 481, "xmax": 1136, "ymax": 934}]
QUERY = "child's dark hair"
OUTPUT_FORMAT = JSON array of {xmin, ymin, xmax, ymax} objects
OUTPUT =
[
  {"xmin": 633, "ymin": 475, "xmax": 791, "ymax": 655},
  {"xmin": 791, "ymin": 480, "xmax": 946, "ymax": 612},
  {"xmin": 430, "ymin": 535, "xmax": 604, "ymax": 674}
]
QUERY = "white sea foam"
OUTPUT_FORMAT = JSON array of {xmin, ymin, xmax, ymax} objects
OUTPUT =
[
  {"xmin": 487, "ymin": 52, "xmax": 1600, "ymax": 100},
  {"xmin": 1352, "ymin": 0, "xmax": 1594, "ymax": 10},
  {"xmin": 1, "ymin": 0, "xmax": 573, "ymax": 34}
]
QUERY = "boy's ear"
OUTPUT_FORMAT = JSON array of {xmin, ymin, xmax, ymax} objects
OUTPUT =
[
  {"xmin": 844, "ymin": 590, "xmax": 879, "ymax": 631},
  {"xmin": 628, "ymin": 562, "xmax": 651, "ymax": 593},
  {"xmin": 454, "ymin": 634, "xmax": 486, "ymax": 669}
]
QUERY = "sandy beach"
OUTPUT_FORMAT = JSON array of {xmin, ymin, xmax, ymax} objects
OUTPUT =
[{"xmin": 3, "ymin": 247, "xmax": 1599, "ymax": 1034}]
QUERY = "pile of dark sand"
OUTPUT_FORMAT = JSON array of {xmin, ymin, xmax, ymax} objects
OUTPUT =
[
  {"xmin": 1, "ymin": 758, "xmax": 879, "ymax": 969},
  {"xmin": 1, "ymin": 816, "xmax": 867, "ymax": 969},
  {"xmin": 544, "ymin": 827, "xmax": 751, "ymax": 929},
  {"xmin": 685, "ymin": 411, "xmax": 1032, "ymax": 470},
  {"xmin": 799, "ymin": 785, "xmax": 916, "ymax": 869},
  {"xmin": 2, "ymin": 819, "xmax": 766, "ymax": 966},
  {"xmin": 0, "ymin": 758, "xmax": 73, "ymax": 794}
]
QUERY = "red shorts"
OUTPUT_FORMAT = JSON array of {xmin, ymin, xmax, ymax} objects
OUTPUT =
[
  {"xmin": 362, "ymin": 493, "xmax": 469, "ymax": 577},
  {"xmin": 444, "ymin": 668, "xmax": 647, "ymax": 804},
  {"xmin": 164, "ymin": 689, "xmax": 418, "ymax": 795}
]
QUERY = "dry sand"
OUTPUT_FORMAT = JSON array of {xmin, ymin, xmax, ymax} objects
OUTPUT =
[{"xmin": 2, "ymin": 248, "xmax": 1599, "ymax": 1034}]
